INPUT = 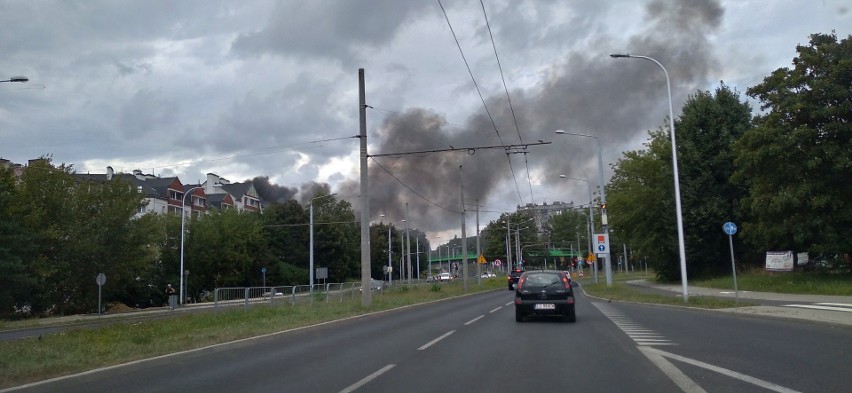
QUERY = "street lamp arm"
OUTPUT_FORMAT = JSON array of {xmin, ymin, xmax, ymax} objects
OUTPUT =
[{"xmin": 1, "ymin": 76, "xmax": 28, "ymax": 83}]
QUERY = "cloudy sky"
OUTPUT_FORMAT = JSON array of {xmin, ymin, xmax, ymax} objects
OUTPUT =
[{"xmin": 1, "ymin": 0, "xmax": 848, "ymax": 243}]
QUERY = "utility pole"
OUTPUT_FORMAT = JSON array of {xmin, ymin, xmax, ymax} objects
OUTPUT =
[
  {"xmin": 460, "ymin": 165, "xmax": 468, "ymax": 291},
  {"xmin": 359, "ymin": 69, "xmax": 371, "ymax": 306},
  {"xmin": 475, "ymin": 199, "xmax": 481, "ymax": 285},
  {"xmin": 405, "ymin": 202, "xmax": 411, "ymax": 285}
]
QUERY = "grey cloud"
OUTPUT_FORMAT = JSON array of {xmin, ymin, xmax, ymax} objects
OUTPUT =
[
  {"xmin": 119, "ymin": 89, "xmax": 180, "ymax": 138},
  {"xmin": 230, "ymin": 0, "xmax": 431, "ymax": 65}
]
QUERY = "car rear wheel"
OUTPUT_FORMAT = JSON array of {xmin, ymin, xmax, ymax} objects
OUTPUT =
[
  {"xmin": 515, "ymin": 308, "xmax": 525, "ymax": 322},
  {"xmin": 565, "ymin": 307, "xmax": 576, "ymax": 323}
]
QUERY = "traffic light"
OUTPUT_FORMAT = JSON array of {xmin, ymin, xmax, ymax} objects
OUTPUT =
[{"xmin": 600, "ymin": 202, "xmax": 607, "ymax": 210}]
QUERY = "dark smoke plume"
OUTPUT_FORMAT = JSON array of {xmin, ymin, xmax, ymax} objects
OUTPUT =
[
  {"xmin": 342, "ymin": 0, "xmax": 724, "ymax": 234},
  {"xmin": 251, "ymin": 176, "xmax": 298, "ymax": 203}
]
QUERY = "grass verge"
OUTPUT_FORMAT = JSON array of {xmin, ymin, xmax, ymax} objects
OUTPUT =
[{"xmin": 0, "ymin": 279, "xmax": 502, "ymax": 389}]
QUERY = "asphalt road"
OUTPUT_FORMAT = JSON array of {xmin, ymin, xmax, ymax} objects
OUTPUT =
[{"xmin": 5, "ymin": 289, "xmax": 851, "ymax": 392}]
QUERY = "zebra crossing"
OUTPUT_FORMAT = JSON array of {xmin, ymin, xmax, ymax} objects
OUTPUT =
[{"xmin": 593, "ymin": 302, "xmax": 675, "ymax": 346}]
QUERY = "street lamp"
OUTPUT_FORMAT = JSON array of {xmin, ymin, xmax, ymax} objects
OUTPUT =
[
  {"xmin": 310, "ymin": 193, "xmax": 337, "ymax": 294},
  {"xmin": 179, "ymin": 186, "xmax": 203, "ymax": 306},
  {"xmin": 610, "ymin": 53, "xmax": 688, "ymax": 301},
  {"xmin": 554, "ymin": 129, "xmax": 612, "ymax": 286},
  {"xmin": 559, "ymin": 175, "xmax": 597, "ymax": 283},
  {"xmin": 1, "ymin": 76, "xmax": 28, "ymax": 83}
]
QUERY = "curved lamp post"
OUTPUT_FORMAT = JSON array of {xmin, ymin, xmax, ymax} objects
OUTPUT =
[
  {"xmin": 1, "ymin": 76, "xmax": 28, "ymax": 83},
  {"xmin": 179, "ymin": 186, "xmax": 203, "ymax": 306},
  {"xmin": 310, "ymin": 193, "xmax": 337, "ymax": 294},
  {"xmin": 610, "ymin": 53, "xmax": 688, "ymax": 301},
  {"xmin": 554, "ymin": 129, "xmax": 612, "ymax": 286}
]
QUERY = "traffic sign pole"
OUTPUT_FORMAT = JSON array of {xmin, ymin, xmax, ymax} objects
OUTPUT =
[{"xmin": 723, "ymin": 222, "xmax": 738, "ymax": 303}]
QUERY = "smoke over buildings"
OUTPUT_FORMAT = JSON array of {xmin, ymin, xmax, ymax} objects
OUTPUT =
[{"xmin": 340, "ymin": 0, "xmax": 724, "ymax": 233}]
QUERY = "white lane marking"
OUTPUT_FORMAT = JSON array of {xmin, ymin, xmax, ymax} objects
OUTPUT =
[
  {"xmin": 638, "ymin": 347, "xmax": 706, "ymax": 393},
  {"xmin": 417, "ymin": 330, "xmax": 455, "ymax": 351},
  {"xmin": 465, "ymin": 315, "xmax": 485, "ymax": 325},
  {"xmin": 505, "ymin": 301, "xmax": 513, "ymax": 306},
  {"xmin": 489, "ymin": 307, "xmax": 502, "ymax": 313},
  {"xmin": 816, "ymin": 303, "xmax": 852, "ymax": 308},
  {"xmin": 783, "ymin": 304, "xmax": 852, "ymax": 313},
  {"xmin": 594, "ymin": 302, "xmax": 674, "ymax": 346},
  {"xmin": 642, "ymin": 347, "xmax": 802, "ymax": 393},
  {"xmin": 339, "ymin": 364, "xmax": 395, "ymax": 393}
]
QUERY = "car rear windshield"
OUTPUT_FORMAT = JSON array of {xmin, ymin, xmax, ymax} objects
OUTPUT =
[{"xmin": 523, "ymin": 273, "xmax": 562, "ymax": 286}]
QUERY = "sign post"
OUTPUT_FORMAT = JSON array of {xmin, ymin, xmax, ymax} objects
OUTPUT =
[
  {"xmin": 722, "ymin": 222, "xmax": 738, "ymax": 303},
  {"xmin": 96, "ymin": 273, "xmax": 106, "ymax": 316}
]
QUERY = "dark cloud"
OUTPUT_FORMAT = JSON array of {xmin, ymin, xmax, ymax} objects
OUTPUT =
[{"xmin": 342, "ymin": 0, "xmax": 725, "ymax": 233}]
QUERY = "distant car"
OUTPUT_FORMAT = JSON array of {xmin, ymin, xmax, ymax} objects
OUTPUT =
[
  {"xmin": 480, "ymin": 272, "xmax": 496, "ymax": 278},
  {"xmin": 514, "ymin": 270, "xmax": 576, "ymax": 322},
  {"xmin": 360, "ymin": 279, "xmax": 385, "ymax": 292},
  {"xmin": 437, "ymin": 273, "xmax": 452, "ymax": 282},
  {"xmin": 507, "ymin": 269, "xmax": 523, "ymax": 290}
]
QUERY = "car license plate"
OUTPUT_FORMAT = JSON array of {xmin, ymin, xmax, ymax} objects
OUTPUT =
[{"xmin": 535, "ymin": 304, "xmax": 555, "ymax": 310}]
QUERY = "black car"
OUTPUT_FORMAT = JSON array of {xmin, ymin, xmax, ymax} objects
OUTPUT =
[
  {"xmin": 507, "ymin": 269, "xmax": 523, "ymax": 290},
  {"xmin": 514, "ymin": 270, "xmax": 576, "ymax": 322}
]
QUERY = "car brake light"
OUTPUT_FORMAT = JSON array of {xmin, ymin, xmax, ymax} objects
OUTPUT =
[
  {"xmin": 517, "ymin": 276, "xmax": 525, "ymax": 291},
  {"xmin": 562, "ymin": 276, "xmax": 571, "ymax": 289}
]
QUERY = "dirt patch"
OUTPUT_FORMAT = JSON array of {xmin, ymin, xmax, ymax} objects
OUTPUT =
[{"xmin": 106, "ymin": 302, "xmax": 135, "ymax": 314}]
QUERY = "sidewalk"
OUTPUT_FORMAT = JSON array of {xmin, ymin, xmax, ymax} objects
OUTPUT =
[{"xmin": 626, "ymin": 279, "xmax": 852, "ymax": 327}]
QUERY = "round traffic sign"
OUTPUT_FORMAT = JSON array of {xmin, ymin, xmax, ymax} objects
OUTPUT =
[
  {"xmin": 723, "ymin": 222, "xmax": 737, "ymax": 235},
  {"xmin": 96, "ymin": 273, "xmax": 106, "ymax": 286}
]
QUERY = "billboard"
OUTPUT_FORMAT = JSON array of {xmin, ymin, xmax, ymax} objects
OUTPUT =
[{"xmin": 765, "ymin": 251, "xmax": 794, "ymax": 272}]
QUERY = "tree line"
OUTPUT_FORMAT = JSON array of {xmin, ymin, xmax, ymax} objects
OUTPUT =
[{"xmin": 0, "ymin": 161, "xmax": 430, "ymax": 318}]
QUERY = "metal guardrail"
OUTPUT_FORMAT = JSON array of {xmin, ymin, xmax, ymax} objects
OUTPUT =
[
  {"xmin": 213, "ymin": 280, "xmax": 456, "ymax": 311},
  {"xmin": 213, "ymin": 282, "xmax": 385, "ymax": 311}
]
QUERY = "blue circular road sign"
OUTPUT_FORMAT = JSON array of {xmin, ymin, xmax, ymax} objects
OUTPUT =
[{"xmin": 723, "ymin": 222, "xmax": 737, "ymax": 235}]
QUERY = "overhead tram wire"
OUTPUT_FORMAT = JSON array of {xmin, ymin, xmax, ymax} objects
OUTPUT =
[
  {"xmin": 438, "ymin": 0, "xmax": 525, "ymax": 206},
  {"xmin": 479, "ymin": 0, "xmax": 535, "ymax": 205},
  {"xmin": 370, "ymin": 157, "xmax": 460, "ymax": 214},
  {"xmin": 368, "ymin": 140, "xmax": 549, "ymax": 218}
]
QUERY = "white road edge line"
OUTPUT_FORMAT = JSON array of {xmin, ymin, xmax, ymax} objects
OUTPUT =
[
  {"xmin": 465, "ymin": 315, "xmax": 485, "ymax": 325},
  {"xmin": 643, "ymin": 347, "xmax": 801, "ymax": 393},
  {"xmin": 418, "ymin": 330, "xmax": 455, "ymax": 351},
  {"xmin": 338, "ymin": 364, "xmax": 395, "ymax": 393}
]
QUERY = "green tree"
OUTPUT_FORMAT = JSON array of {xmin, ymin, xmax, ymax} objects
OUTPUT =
[
  {"xmin": 186, "ymin": 209, "xmax": 269, "ymax": 290},
  {"xmin": 548, "ymin": 207, "xmax": 591, "ymax": 259},
  {"xmin": 309, "ymin": 195, "xmax": 358, "ymax": 282},
  {"xmin": 0, "ymin": 167, "xmax": 33, "ymax": 318},
  {"xmin": 734, "ymin": 32, "xmax": 852, "ymax": 262},
  {"xmin": 262, "ymin": 200, "xmax": 309, "ymax": 285},
  {"xmin": 608, "ymin": 129, "xmax": 680, "ymax": 280},
  {"xmin": 676, "ymin": 83, "xmax": 752, "ymax": 277}
]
